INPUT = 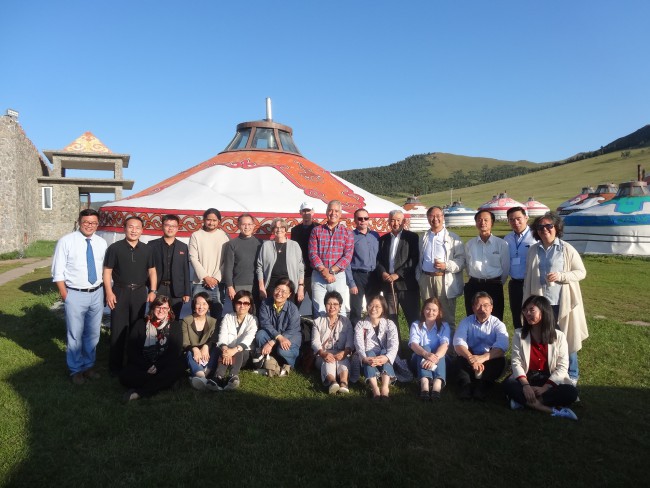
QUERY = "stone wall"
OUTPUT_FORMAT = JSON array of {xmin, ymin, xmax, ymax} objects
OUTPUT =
[
  {"xmin": 36, "ymin": 183, "xmax": 80, "ymax": 241},
  {"xmin": 0, "ymin": 116, "xmax": 45, "ymax": 254}
]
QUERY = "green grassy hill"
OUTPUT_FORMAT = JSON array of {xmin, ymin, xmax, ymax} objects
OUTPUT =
[
  {"xmin": 334, "ymin": 152, "xmax": 538, "ymax": 198},
  {"xmin": 407, "ymin": 147, "xmax": 648, "ymax": 210}
]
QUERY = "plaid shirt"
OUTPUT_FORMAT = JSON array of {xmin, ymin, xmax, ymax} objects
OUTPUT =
[{"xmin": 308, "ymin": 223, "xmax": 354, "ymax": 270}]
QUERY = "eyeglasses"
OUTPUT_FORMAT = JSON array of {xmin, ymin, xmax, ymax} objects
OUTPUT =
[
  {"xmin": 155, "ymin": 306, "xmax": 170, "ymax": 312},
  {"xmin": 537, "ymin": 223, "xmax": 554, "ymax": 231},
  {"xmin": 274, "ymin": 288, "xmax": 290, "ymax": 296},
  {"xmin": 163, "ymin": 224, "xmax": 178, "ymax": 229},
  {"xmin": 356, "ymin": 217, "xmax": 369, "ymax": 221},
  {"xmin": 80, "ymin": 221, "xmax": 99, "ymax": 226},
  {"xmin": 234, "ymin": 301, "xmax": 251, "ymax": 306}
]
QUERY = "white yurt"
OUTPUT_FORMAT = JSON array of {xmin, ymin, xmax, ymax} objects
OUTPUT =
[
  {"xmin": 556, "ymin": 186, "xmax": 594, "ymax": 213},
  {"xmin": 478, "ymin": 192, "xmax": 524, "ymax": 221},
  {"xmin": 524, "ymin": 197, "xmax": 550, "ymax": 218},
  {"xmin": 402, "ymin": 196, "xmax": 429, "ymax": 233},
  {"xmin": 444, "ymin": 201, "xmax": 476, "ymax": 227},
  {"xmin": 563, "ymin": 181, "xmax": 650, "ymax": 256},
  {"xmin": 559, "ymin": 183, "xmax": 618, "ymax": 216},
  {"xmin": 98, "ymin": 102, "xmax": 402, "ymax": 243}
]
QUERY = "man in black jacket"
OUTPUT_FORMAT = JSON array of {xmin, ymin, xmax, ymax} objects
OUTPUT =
[
  {"xmin": 376, "ymin": 210, "xmax": 420, "ymax": 331},
  {"xmin": 148, "ymin": 214, "xmax": 191, "ymax": 319}
]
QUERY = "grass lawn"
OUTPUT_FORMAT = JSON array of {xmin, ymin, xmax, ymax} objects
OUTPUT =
[{"xmin": 1, "ymin": 253, "xmax": 649, "ymax": 486}]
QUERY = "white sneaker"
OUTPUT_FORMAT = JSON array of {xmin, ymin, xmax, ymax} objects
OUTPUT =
[
  {"xmin": 510, "ymin": 399, "xmax": 524, "ymax": 410},
  {"xmin": 552, "ymin": 407, "xmax": 578, "ymax": 421},
  {"xmin": 339, "ymin": 384, "xmax": 350, "ymax": 394},
  {"xmin": 252, "ymin": 369, "xmax": 268, "ymax": 376},
  {"xmin": 328, "ymin": 382, "xmax": 340, "ymax": 395},
  {"xmin": 279, "ymin": 365, "xmax": 291, "ymax": 377},
  {"xmin": 205, "ymin": 379, "xmax": 222, "ymax": 391},
  {"xmin": 191, "ymin": 376, "xmax": 207, "ymax": 391}
]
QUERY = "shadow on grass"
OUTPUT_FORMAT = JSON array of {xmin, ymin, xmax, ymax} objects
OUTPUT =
[
  {"xmin": 18, "ymin": 277, "xmax": 57, "ymax": 296},
  {"xmin": 1, "ymin": 304, "xmax": 649, "ymax": 486}
]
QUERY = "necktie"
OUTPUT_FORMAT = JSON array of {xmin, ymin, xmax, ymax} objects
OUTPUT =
[{"xmin": 86, "ymin": 238, "xmax": 97, "ymax": 284}]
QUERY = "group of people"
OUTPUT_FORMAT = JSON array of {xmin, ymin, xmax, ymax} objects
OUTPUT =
[{"xmin": 51, "ymin": 200, "xmax": 587, "ymax": 419}]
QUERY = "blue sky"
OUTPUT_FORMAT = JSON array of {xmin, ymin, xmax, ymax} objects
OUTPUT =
[{"xmin": 1, "ymin": 0, "xmax": 648, "ymax": 197}]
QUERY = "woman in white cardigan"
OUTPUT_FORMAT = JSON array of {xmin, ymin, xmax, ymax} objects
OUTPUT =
[
  {"xmin": 523, "ymin": 211, "xmax": 587, "ymax": 384},
  {"xmin": 504, "ymin": 295, "xmax": 579, "ymax": 420}
]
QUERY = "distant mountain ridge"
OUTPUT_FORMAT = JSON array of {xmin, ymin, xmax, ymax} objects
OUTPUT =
[{"xmin": 334, "ymin": 125, "xmax": 649, "ymax": 198}]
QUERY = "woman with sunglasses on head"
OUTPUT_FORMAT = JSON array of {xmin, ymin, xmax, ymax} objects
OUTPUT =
[
  {"xmin": 504, "ymin": 295, "xmax": 579, "ymax": 420},
  {"xmin": 311, "ymin": 291, "xmax": 354, "ymax": 394},
  {"xmin": 213, "ymin": 290, "xmax": 258, "ymax": 390},
  {"xmin": 256, "ymin": 218, "xmax": 305, "ymax": 304},
  {"xmin": 523, "ymin": 211, "xmax": 587, "ymax": 386},
  {"xmin": 182, "ymin": 292, "xmax": 219, "ymax": 390},
  {"xmin": 120, "ymin": 295, "xmax": 185, "ymax": 402}
]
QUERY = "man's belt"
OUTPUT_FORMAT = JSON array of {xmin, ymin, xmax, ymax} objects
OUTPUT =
[
  {"xmin": 424, "ymin": 271, "xmax": 445, "ymax": 277},
  {"xmin": 67, "ymin": 285, "xmax": 102, "ymax": 293},
  {"xmin": 114, "ymin": 283, "xmax": 146, "ymax": 290},
  {"xmin": 160, "ymin": 280, "xmax": 172, "ymax": 286},
  {"xmin": 469, "ymin": 277, "xmax": 502, "ymax": 284}
]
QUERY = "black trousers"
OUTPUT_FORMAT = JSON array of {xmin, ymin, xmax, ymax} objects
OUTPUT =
[
  {"xmin": 110, "ymin": 286, "xmax": 147, "ymax": 373},
  {"xmin": 157, "ymin": 283, "xmax": 185, "ymax": 320},
  {"xmin": 382, "ymin": 283, "xmax": 420, "ymax": 338},
  {"xmin": 349, "ymin": 270, "xmax": 380, "ymax": 328},
  {"xmin": 215, "ymin": 349, "xmax": 250, "ymax": 377},
  {"xmin": 455, "ymin": 356, "xmax": 506, "ymax": 387},
  {"xmin": 464, "ymin": 278, "xmax": 505, "ymax": 321},
  {"xmin": 119, "ymin": 359, "xmax": 185, "ymax": 398},
  {"xmin": 503, "ymin": 377, "xmax": 578, "ymax": 407},
  {"xmin": 508, "ymin": 279, "xmax": 525, "ymax": 329}
]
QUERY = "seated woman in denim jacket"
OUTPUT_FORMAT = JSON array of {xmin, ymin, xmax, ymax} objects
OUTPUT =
[
  {"xmin": 408, "ymin": 297, "xmax": 450, "ymax": 401},
  {"xmin": 503, "ymin": 295, "xmax": 579, "ymax": 420},
  {"xmin": 354, "ymin": 295, "xmax": 399, "ymax": 400},
  {"xmin": 182, "ymin": 292, "xmax": 219, "ymax": 390}
]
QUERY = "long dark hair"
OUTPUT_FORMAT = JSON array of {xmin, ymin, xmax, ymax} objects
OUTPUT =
[
  {"xmin": 521, "ymin": 295, "xmax": 557, "ymax": 344},
  {"xmin": 419, "ymin": 297, "xmax": 443, "ymax": 328}
]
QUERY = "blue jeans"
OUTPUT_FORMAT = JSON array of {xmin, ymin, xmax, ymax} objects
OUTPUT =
[
  {"xmin": 362, "ymin": 350, "xmax": 396, "ymax": 380},
  {"xmin": 64, "ymin": 288, "xmax": 104, "ymax": 375},
  {"xmin": 192, "ymin": 283, "xmax": 223, "ymax": 320},
  {"xmin": 186, "ymin": 347, "xmax": 219, "ymax": 376},
  {"xmin": 568, "ymin": 351, "xmax": 579, "ymax": 382},
  {"xmin": 409, "ymin": 345, "xmax": 446, "ymax": 383},
  {"xmin": 255, "ymin": 329, "xmax": 299, "ymax": 368},
  {"xmin": 311, "ymin": 270, "xmax": 349, "ymax": 317}
]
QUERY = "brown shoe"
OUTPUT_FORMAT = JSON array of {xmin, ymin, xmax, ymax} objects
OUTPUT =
[
  {"xmin": 83, "ymin": 369, "xmax": 101, "ymax": 380},
  {"xmin": 72, "ymin": 373, "xmax": 85, "ymax": 385}
]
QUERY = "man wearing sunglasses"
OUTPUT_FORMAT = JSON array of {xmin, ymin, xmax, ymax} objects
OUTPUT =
[{"xmin": 345, "ymin": 208, "xmax": 380, "ymax": 327}]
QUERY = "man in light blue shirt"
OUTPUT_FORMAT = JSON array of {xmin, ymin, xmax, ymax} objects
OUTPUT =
[
  {"xmin": 504, "ymin": 207, "xmax": 536, "ymax": 329},
  {"xmin": 52, "ymin": 209, "xmax": 108, "ymax": 385},
  {"xmin": 453, "ymin": 291, "xmax": 509, "ymax": 400},
  {"xmin": 345, "ymin": 208, "xmax": 380, "ymax": 327}
]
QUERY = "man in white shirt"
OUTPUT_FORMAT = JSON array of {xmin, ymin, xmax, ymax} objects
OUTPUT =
[
  {"xmin": 416, "ymin": 206, "xmax": 465, "ymax": 332},
  {"xmin": 504, "ymin": 206, "xmax": 536, "ymax": 329},
  {"xmin": 52, "ymin": 209, "xmax": 107, "ymax": 385},
  {"xmin": 463, "ymin": 210, "xmax": 509, "ymax": 320}
]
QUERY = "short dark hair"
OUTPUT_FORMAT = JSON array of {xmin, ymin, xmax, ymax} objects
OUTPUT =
[
  {"xmin": 203, "ymin": 208, "xmax": 222, "ymax": 221},
  {"xmin": 237, "ymin": 213, "xmax": 254, "ymax": 225},
  {"xmin": 426, "ymin": 206, "xmax": 444, "ymax": 217},
  {"xmin": 367, "ymin": 295, "xmax": 389, "ymax": 319},
  {"xmin": 162, "ymin": 214, "xmax": 180, "ymax": 225},
  {"xmin": 474, "ymin": 210, "xmax": 495, "ymax": 224},
  {"xmin": 472, "ymin": 291, "xmax": 493, "ymax": 306},
  {"xmin": 531, "ymin": 211, "xmax": 564, "ymax": 240},
  {"xmin": 79, "ymin": 208, "xmax": 99, "ymax": 220},
  {"xmin": 272, "ymin": 277, "xmax": 295, "ymax": 296},
  {"xmin": 192, "ymin": 292, "xmax": 211, "ymax": 310},
  {"xmin": 124, "ymin": 215, "xmax": 144, "ymax": 228},
  {"xmin": 354, "ymin": 208, "xmax": 369, "ymax": 218},
  {"xmin": 507, "ymin": 206, "xmax": 527, "ymax": 218},
  {"xmin": 324, "ymin": 290, "xmax": 343, "ymax": 306},
  {"xmin": 233, "ymin": 289, "xmax": 255, "ymax": 316}
]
